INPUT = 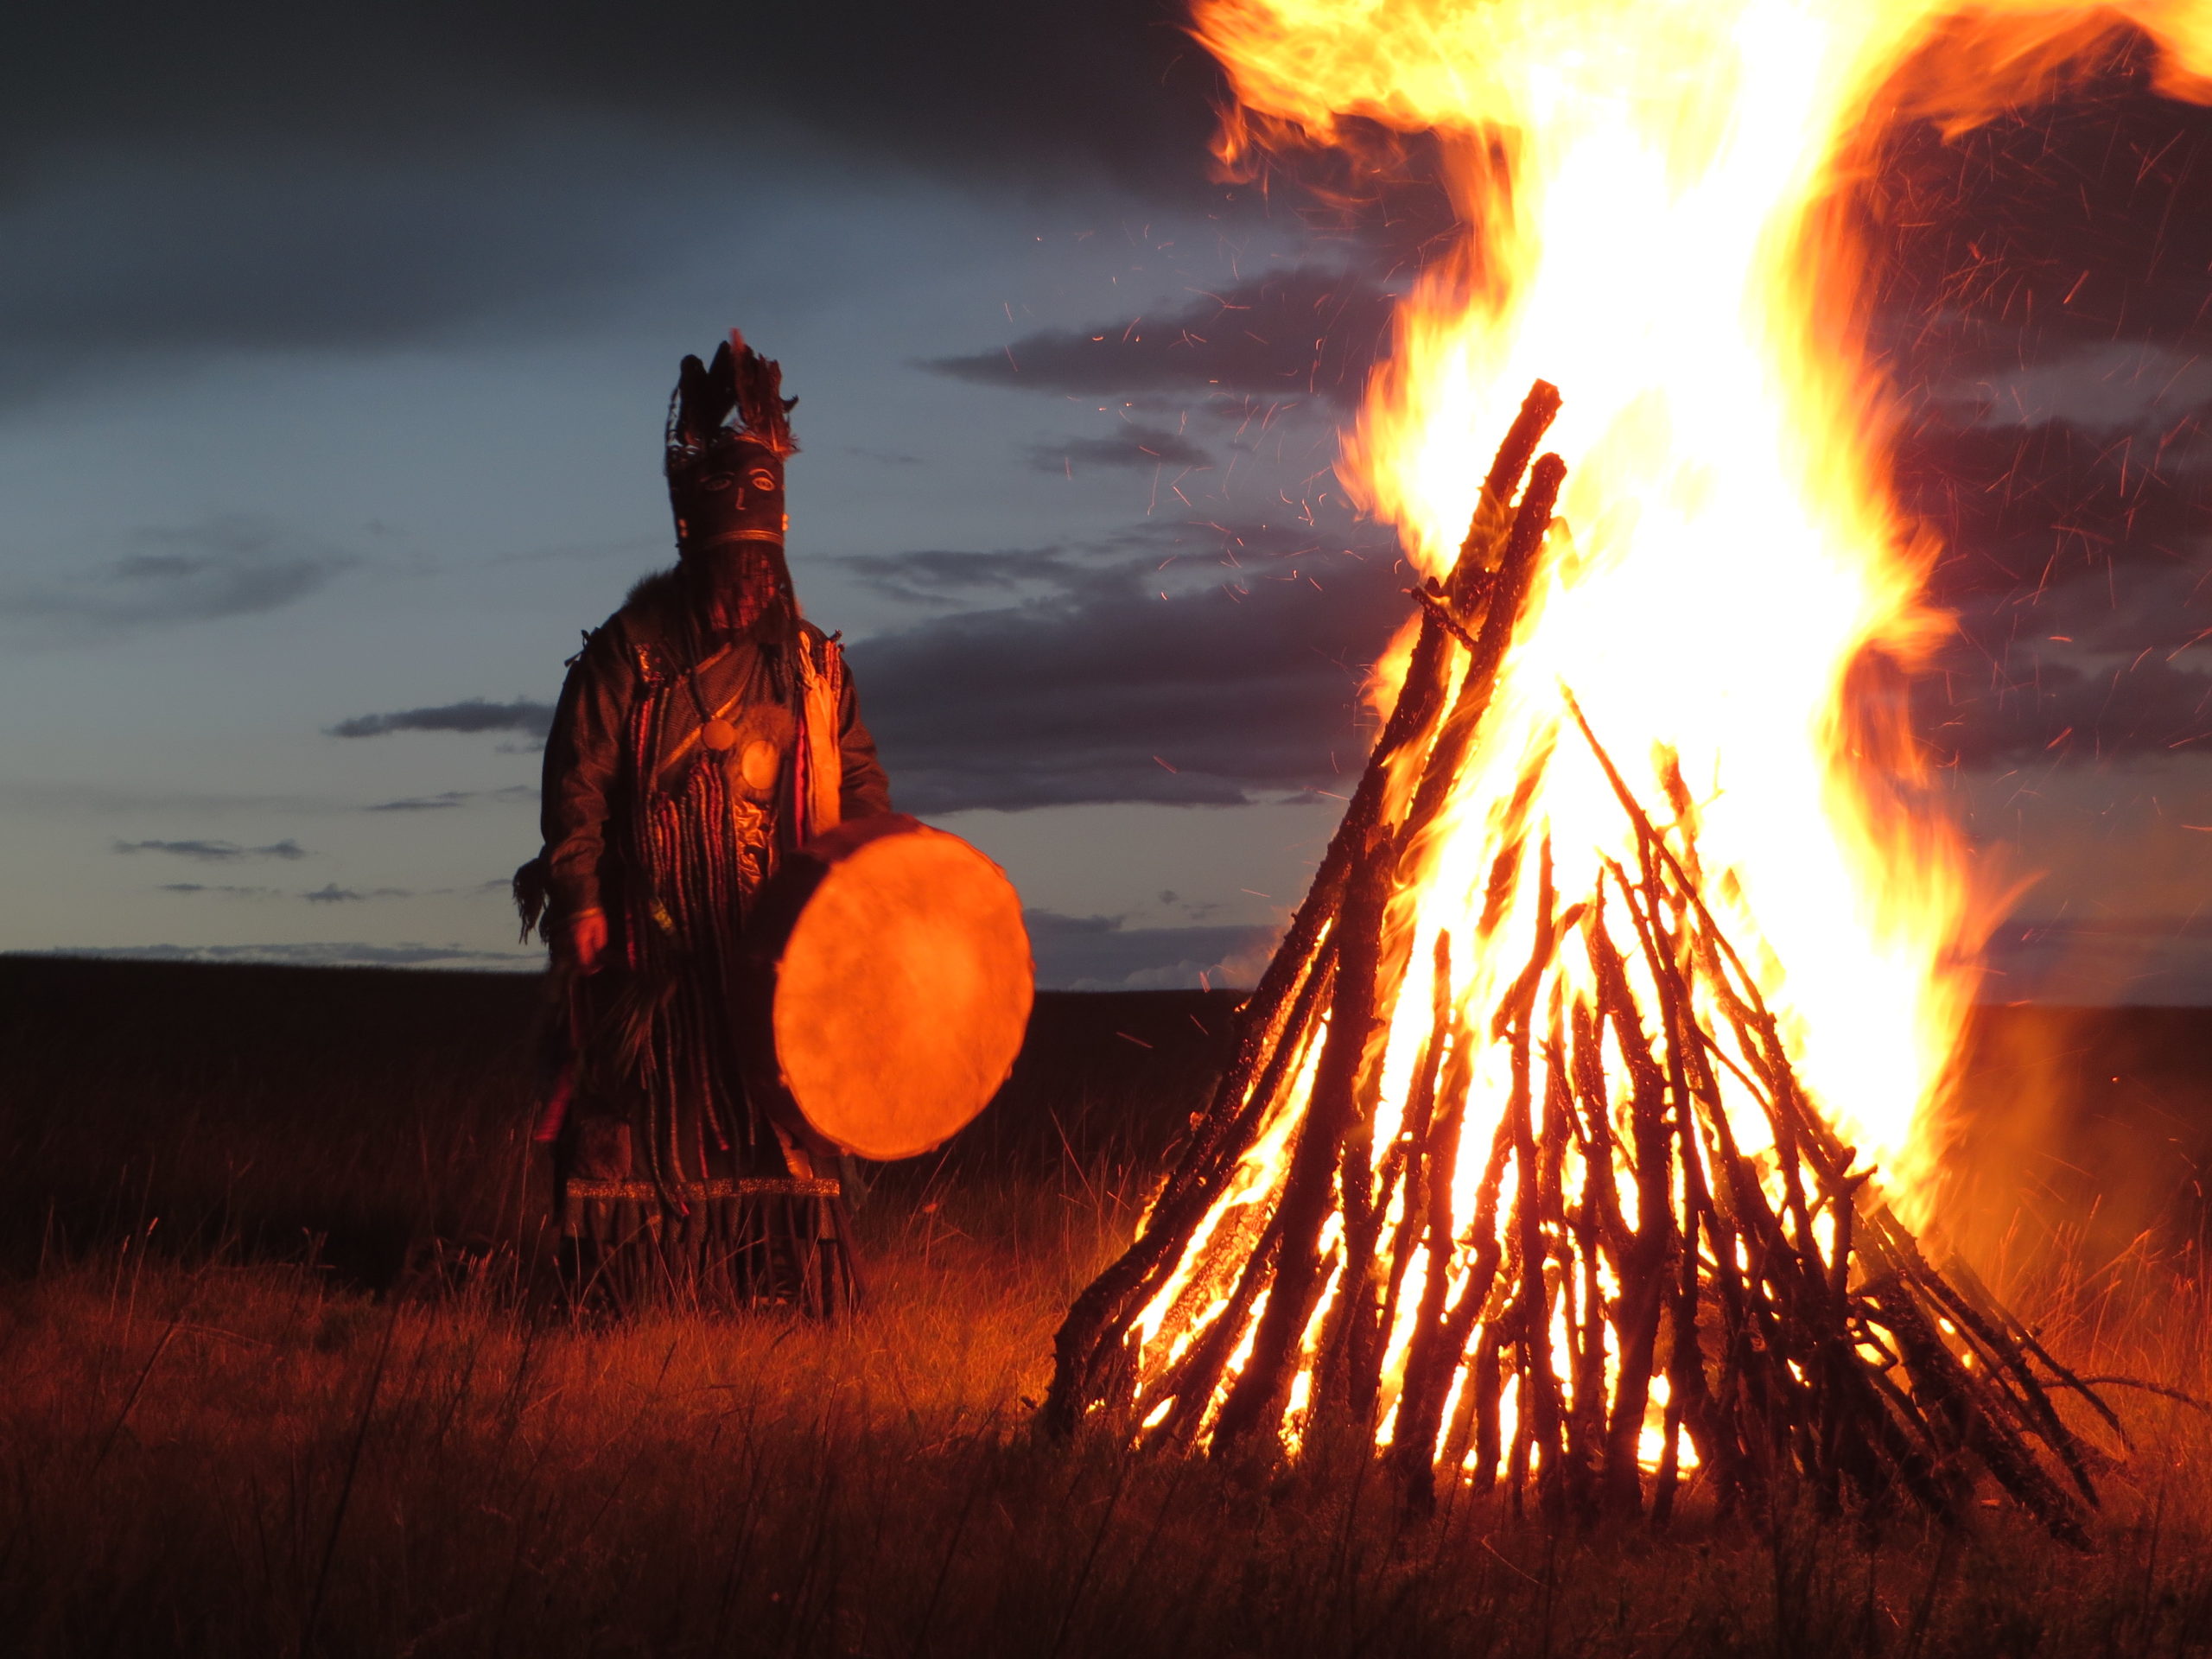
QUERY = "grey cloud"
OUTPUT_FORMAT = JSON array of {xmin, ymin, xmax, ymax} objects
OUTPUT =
[
  {"xmin": 1027, "ymin": 423, "xmax": 1215, "ymax": 474},
  {"xmin": 1024, "ymin": 908, "xmax": 1277, "ymax": 991},
  {"xmin": 20, "ymin": 942, "xmax": 537, "ymax": 969},
  {"xmin": 1936, "ymin": 343, "xmax": 2212, "ymax": 439},
  {"xmin": 366, "ymin": 785, "xmax": 537, "ymax": 811},
  {"xmin": 302, "ymin": 884, "xmax": 412, "ymax": 904},
  {"xmin": 156, "ymin": 875, "xmax": 503, "ymax": 904},
  {"xmin": 329, "ymin": 700, "xmax": 556, "ymax": 741},
  {"xmin": 1, "ymin": 780, "xmax": 346, "ymax": 817},
  {"xmin": 925, "ymin": 269, "xmax": 1395, "ymax": 410},
  {"xmin": 3, "ymin": 516, "xmax": 353, "ymax": 637},
  {"xmin": 849, "ymin": 517, "xmax": 1369, "ymax": 609},
  {"xmin": 114, "ymin": 837, "xmax": 308, "ymax": 861},
  {"xmin": 838, "ymin": 547, "xmax": 1098, "ymax": 607},
  {"xmin": 849, "ymin": 513, "xmax": 1405, "ymax": 812}
]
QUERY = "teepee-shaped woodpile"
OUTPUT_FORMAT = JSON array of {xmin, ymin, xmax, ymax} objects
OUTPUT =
[{"xmin": 1045, "ymin": 384, "xmax": 2113, "ymax": 1545}]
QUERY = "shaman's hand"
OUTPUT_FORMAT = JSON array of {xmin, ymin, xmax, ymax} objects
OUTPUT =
[{"xmin": 567, "ymin": 909, "xmax": 608, "ymax": 974}]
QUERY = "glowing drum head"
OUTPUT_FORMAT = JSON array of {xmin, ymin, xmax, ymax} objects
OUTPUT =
[{"xmin": 741, "ymin": 815, "xmax": 1033, "ymax": 1162}]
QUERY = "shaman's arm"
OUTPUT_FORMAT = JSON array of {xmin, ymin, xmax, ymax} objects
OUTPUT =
[
  {"xmin": 837, "ymin": 666, "xmax": 893, "ymax": 819},
  {"xmin": 541, "ymin": 631, "xmax": 636, "ymax": 925}
]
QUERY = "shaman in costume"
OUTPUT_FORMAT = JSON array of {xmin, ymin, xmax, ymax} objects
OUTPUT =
[{"xmin": 518, "ymin": 334, "xmax": 891, "ymax": 1313}]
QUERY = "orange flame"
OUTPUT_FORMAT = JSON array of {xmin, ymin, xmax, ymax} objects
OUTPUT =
[
  {"xmin": 1122, "ymin": 2, "xmax": 2212, "ymax": 1456},
  {"xmin": 1195, "ymin": 0, "xmax": 2211, "ymax": 1211}
]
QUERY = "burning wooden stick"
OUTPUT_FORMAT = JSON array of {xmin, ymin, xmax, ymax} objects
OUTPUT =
[{"xmin": 1045, "ymin": 385, "xmax": 2115, "ymax": 1546}]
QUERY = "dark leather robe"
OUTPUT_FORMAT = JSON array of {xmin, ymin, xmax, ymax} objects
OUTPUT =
[{"xmin": 535, "ymin": 569, "xmax": 891, "ymax": 1208}]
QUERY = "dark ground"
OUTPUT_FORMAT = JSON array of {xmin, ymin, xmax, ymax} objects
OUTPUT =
[
  {"xmin": 6, "ymin": 957, "xmax": 2212, "ymax": 1657},
  {"xmin": 0, "ymin": 956, "xmax": 1247, "ymax": 1284},
  {"xmin": 3, "ymin": 954, "xmax": 2205, "ymax": 1287}
]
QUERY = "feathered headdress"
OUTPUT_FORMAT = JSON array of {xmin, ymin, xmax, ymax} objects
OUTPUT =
[{"xmin": 664, "ymin": 329, "xmax": 798, "ymax": 472}]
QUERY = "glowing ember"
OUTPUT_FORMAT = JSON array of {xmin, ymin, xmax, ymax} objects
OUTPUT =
[{"xmin": 1048, "ymin": 0, "xmax": 2212, "ymax": 1530}]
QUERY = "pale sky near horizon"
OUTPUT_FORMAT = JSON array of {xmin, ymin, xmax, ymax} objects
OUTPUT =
[{"xmin": 3, "ymin": 3, "xmax": 2208, "ymax": 1000}]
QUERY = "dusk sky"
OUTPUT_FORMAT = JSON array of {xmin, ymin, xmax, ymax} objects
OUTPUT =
[{"xmin": 5, "ymin": 3, "xmax": 2208, "ymax": 999}]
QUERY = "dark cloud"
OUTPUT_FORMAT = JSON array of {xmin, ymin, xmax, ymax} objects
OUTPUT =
[
  {"xmin": 1869, "ymin": 43, "xmax": 2212, "ymax": 367},
  {"xmin": 1027, "ymin": 423, "xmax": 1215, "ymax": 474},
  {"xmin": 1904, "ymin": 410, "xmax": 2209, "ymax": 617},
  {"xmin": 3, "ymin": 517, "xmax": 354, "ymax": 637},
  {"xmin": 5, "ymin": 2, "xmax": 1223, "ymax": 198},
  {"xmin": 114, "ymin": 837, "xmax": 308, "ymax": 861},
  {"xmin": 1982, "ymin": 914, "xmax": 2212, "ymax": 1005},
  {"xmin": 1025, "ymin": 909, "xmax": 1278, "ymax": 991},
  {"xmin": 926, "ymin": 269, "xmax": 1395, "ymax": 410},
  {"xmin": 4, "ymin": 3, "xmax": 2204, "ymax": 427},
  {"xmin": 157, "ymin": 882, "xmax": 276, "ymax": 898},
  {"xmin": 302, "ymin": 884, "xmax": 412, "ymax": 904},
  {"xmin": 21, "ymin": 942, "xmax": 536, "ymax": 969},
  {"xmin": 1877, "ymin": 87, "xmax": 2212, "ymax": 775},
  {"xmin": 890, "ymin": 35, "xmax": 2212, "ymax": 792},
  {"xmin": 1894, "ymin": 330, "xmax": 2212, "ymax": 766},
  {"xmin": 0, "ymin": 3, "xmax": 1231, "ymax": 391},
  {"xmin": 0, "ymin": 138, "xmax": 721, "ymax": 400},
  {"xmin": 329, "ymin": 700, "xmax": 556, "ymax": 741},
  {"xmin": 365, "ymin": 785, "xmax": 537, "ymax": 812},
  {"xmin": 1924, "ymin": 649, "xmax": 2212, "ymax": 766},
  {"xmin": 849, "ymin": 515, "xmax": 1405, "ymax": 812}
]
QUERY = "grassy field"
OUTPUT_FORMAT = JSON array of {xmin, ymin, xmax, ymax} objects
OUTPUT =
[{"xmin": 4, "ymin": 957, "xmax": 2212, "ymax": 1657}]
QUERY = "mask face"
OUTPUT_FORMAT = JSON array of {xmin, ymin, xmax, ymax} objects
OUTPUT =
[
  {"xmin": 671, "ymin": 435, "xmax": 786, "ymax": 555},
  {"xmin": 695, "ymin": 540, "xmax": 787, "ymax": 634}
]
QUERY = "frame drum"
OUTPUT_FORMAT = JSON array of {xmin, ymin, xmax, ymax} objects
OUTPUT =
[{"xmin": 739, "ymin": 815, "xmax": 1033, "ymax": 1161}]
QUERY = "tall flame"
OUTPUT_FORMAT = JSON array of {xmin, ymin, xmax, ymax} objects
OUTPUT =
[
  {"xmin": 1193, "ymin": 0, "xmax": 2212, "ymax": 1218},
  {"xmin": 1074, "ymin": 3, "xmax": 2212, "ymax": 1472}
]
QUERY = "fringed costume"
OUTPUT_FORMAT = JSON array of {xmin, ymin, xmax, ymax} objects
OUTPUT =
[{"xmin": 518, "ymin": 333, "xmax": 891, "ymax": 1315}]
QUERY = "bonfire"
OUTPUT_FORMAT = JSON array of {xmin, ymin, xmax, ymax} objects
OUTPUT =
[{"xmin": 1046, "ymin": 0, "xmax": 2212, "ymax": 1541}]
